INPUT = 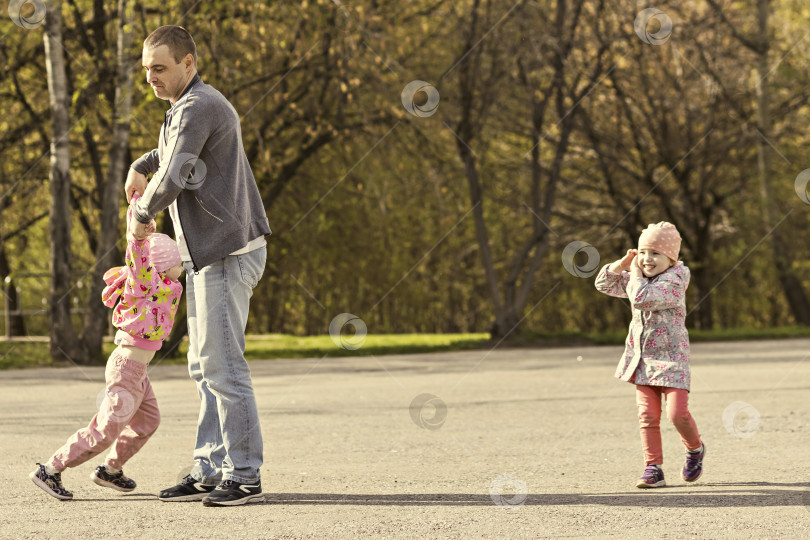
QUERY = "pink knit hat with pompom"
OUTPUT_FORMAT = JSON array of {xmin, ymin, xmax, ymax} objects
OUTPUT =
[
  {"xmin": 638, "ymin": 222, "xmax": 681, "ymax": 262},
  {"xmin": 148, "ymin": 233, "xmax": 182, "ymax": 273}
]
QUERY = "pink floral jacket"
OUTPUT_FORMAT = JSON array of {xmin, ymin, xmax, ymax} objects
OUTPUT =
[
  {"xmin": 101, "ymin": 235, "xmax": 183, "ymax": 352},
  {"xmin": 594, "ymin": 263, "xmax": 691, "ymax": 391}
]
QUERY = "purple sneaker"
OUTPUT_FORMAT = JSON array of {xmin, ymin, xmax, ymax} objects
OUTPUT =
[
  {"xmin": 636, "ymin": 464, "xmax": 666, "ymax": 488},
  {"xmin": 682, "ymin": 442, "xmax": 706, "ymax": 482}
]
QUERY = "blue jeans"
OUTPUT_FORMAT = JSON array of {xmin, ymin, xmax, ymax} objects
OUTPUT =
[{"xmin": 184, "ymin": 246, "xmax": 266, "ymax": 484}]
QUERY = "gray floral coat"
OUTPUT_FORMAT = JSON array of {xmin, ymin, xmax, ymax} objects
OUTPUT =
[{"xmin": 594, "ymin": 263, "xmax": 691, "ymax": 391}]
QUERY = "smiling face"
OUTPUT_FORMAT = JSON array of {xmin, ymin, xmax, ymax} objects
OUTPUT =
[
  {"xmin": 142, "ymin": 44, "xmax": 195, "ymax": 104},
  {"xmin": 637, "ymin": 249, "xmax": 674, "ymax": 278}
]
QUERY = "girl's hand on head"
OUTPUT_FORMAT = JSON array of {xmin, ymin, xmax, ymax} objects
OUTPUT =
[
  {"xmin": 629, "ymin": 252, "xmax": 644, "ymax": 278},
  {"xmin": 608, "ymin": 249, "xmax": 637, "ymax": 274},
  {"xmin": 620, "ymin": 249, "xmax": 637, "ymax": 272}
]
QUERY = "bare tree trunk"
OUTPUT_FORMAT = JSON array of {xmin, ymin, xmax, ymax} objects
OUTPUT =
[
  {"xmin": 506, "ymin": 0, "xmax": 586, "ymax": 325},
  {"xmin": 454, "ymin": 0, "xmax": 506, "ymax": 337},
  {"xmin": 452, "ymin": 0, "xmax": 603, "ymax": 339},
  {"xmin": 81, "ymin": 0, "xmax": 136, "ymax": 355},
  {"xmin": 44, "ymin": 1, "xmax": 83, "ymax": 362},
  {"xmin": 690, "ymin": 226, "xmax": 714, "ymax": 330},
  {"xmin": 706, "ymin": 0, "xmax": 810, "ymax": 324},
  {"xmin": 458, "ymin": 142, "xmax": 506, "ymax": 334},
  {"xmin": 753, "ymin": 0, "xmax": 810, "ymax": 324}
]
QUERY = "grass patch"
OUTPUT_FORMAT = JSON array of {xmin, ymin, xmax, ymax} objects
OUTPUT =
[
  {"xmin": 4, "ymin": 327, "xmax": 810, "ymax": 370},
  {"xmin": 0, "ymin": 340, "xmax": 134, "ymax": 370},
  {"xmin": 0, "ymin": 333, "xmax": 491, "ymax": 369},
  {"xmin": 521, "ymin": 326, "xmax": 810, "ymax": 346},
  {"xmin": 240, "ymin": 333, "xmax": 490, "ymax": 360},
  {"xmin": 0, "ymin": 341, "xmax": 61, "ymax": 370},
  {"xmin": 688, "ymin": 325, "xmax": 810, "ymax": 342}
]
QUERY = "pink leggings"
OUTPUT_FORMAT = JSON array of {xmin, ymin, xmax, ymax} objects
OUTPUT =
[
  {"xmin": 635, "ymin": 384, "xmax": 701, "ymax": 465},
  {"xmin": 48, "ymin": 349, "xmax": 160, "ymax": 472}
]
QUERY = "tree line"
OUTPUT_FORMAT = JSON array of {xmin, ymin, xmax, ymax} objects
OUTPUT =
[{"xmin": 1, "ymin": 0, "xmax": 810, "ymax": 363}]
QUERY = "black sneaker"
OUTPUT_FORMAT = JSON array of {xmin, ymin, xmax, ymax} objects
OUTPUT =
[
  {"xmin": 30, "ymin": 463, "xmax": 73, "ymax": 500},
  {"xmin": 158, "ymin": 474, "xmax": 216, "ymax": 502},
  {"xmin": 91, "ymin": 465, "xmax": 136, "ymax": 492},
  {"xmin": 202, "ymin": 479, "xmax": 264, "ymax": 507}
]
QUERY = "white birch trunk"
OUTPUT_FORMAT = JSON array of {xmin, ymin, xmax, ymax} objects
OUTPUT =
[{"xmin": 44, "ymin": 0, "xmax": 81, "ymax": 360}]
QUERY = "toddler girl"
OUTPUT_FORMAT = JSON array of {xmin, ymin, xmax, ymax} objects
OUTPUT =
[
  {"xmin": 595, "ymin": 221, "xmax": 705, "ymax": 488},
  {"xmin": 30, "ymin": 195, "xmax": 183, "ymax": 499}
]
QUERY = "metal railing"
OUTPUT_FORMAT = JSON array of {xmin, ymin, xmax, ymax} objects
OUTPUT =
[{"xmin": 2, "ymin": 273, "xmax": 92, "ymax": 339}]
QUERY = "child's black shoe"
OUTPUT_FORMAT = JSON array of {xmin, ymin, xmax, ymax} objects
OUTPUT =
[
  {"xmin": 91, "ymin": 465, "xmax": 136, "ymax": 492},
  {"xmin": 30, "ymin": 463, "xmax": 73, "ymax": 500}
]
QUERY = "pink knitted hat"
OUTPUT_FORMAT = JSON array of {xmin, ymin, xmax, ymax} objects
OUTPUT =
[
  {"xmin": 638, "ymin": 221, "xmax": 681, "ymax": 262},
  {"xmin": 148, "ymin": 233, "xmax": 182, "ymax": 272}
]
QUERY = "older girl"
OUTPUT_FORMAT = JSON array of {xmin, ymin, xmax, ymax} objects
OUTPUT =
[{"xmin": 595, "ymin": 222, "xmax": 705, "ymax": 488}]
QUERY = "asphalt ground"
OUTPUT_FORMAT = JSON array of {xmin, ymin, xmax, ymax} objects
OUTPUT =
[{"xmin": 2, "ymin": 339, "xmax": 809, "ymax": 539}]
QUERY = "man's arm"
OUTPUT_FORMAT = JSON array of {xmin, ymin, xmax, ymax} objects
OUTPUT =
[
  {"xmin": 126, "ymin": 149, "xmax": 161, "ymax": 202},
  {"xmin": 133, "ymin": 94, "xmax": 213, "ymax": 224},
  {"xmin": 125, "ymin": 168, "xmax": 148, "ymax": 203}
]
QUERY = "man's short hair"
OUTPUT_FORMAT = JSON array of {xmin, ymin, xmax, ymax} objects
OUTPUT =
[{"xmin": 144, "ymin": 25, "xmax": 197, "ymax": 66}]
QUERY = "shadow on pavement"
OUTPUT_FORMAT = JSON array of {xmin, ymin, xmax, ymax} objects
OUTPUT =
[
  {"xmin": 264, "ymin": 483, "xmax": 810, "ymax": 508},
  {"xmin": 65, "ymin": 494, "xmax": 157, "ymax": 502}
]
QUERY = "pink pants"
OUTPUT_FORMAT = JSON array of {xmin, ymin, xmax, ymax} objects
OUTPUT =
[
  {"xmin": 48, "ymin": 349, "xmax": 160, "ymax": 472},
  {"xmin": 635, "ymin": 384, "xmax": 701, "ymax": 465}
]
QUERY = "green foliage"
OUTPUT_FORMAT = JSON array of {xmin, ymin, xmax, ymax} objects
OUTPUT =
[
  {"xmin": 2, "ymin": 0, "xmax": 810, "ymax": 347},
  {"xmin": 0, "ymin": 340, "xmax": 63, "ymax": 369}
]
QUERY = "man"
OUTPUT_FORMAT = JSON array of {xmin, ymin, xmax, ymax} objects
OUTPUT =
[{"xmin": 125, "ymin": 25, "xmax": 271, "ymax": 507}]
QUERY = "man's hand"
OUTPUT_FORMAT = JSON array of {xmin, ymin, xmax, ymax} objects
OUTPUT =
[{"xmin": 125, "ymin": 168, "xmax": 148, "ymax": 203}]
